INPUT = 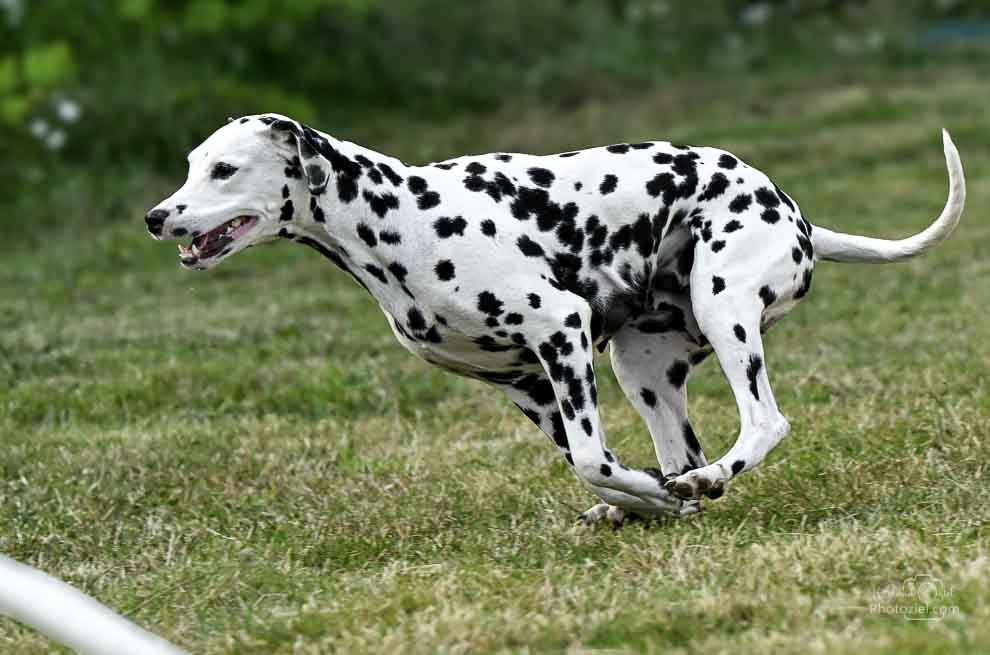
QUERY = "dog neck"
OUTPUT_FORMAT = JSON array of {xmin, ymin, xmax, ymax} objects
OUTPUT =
[{"xmin": 280, "ymin": 136, "xmax": 424, "ymax": 313}]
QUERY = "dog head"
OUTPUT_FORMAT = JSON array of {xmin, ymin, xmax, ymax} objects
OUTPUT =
[{"xmin": 145, "ymin": 114, "xmax": 336, "ymax": 270}]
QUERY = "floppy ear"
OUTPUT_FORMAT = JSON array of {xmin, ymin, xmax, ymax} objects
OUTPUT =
[{"xmin": 270, "ymin": 118, "xmax": 331, "ymax": 196}]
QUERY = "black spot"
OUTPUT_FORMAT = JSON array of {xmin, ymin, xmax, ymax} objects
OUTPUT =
[
  {"xmin": 517, "ymin": 235, "xmax": 545, "ymax": 257},
  {"xmin": 609, "ymin": 224, "xmax": 632, "ymax": 252},
  {"xmin": 434, "ymin": 216, "xmax": 467, "ymax": 238},
  {"xmin": 599, "ymin": 174, "xmax": 618, "ymax": 195},
  {"xmin": 481, "ymin": 219, "xmax": 497, "ymax": 236},
  {"xmin": 698, "ymin": 172, "xmax": 730, "ymax": 202},
  {"xmin": 792, "ymin": 247, "xmax": 803, "ymax": 264},
  {"xmin": 581, "ymin": 418, "xmax": 593, "ymax": 436},
  {"xmin": 712, "ymin": 276, "xmax": 726, "ymax": 295},
  {"xmin": 407, "ymin": 176, "xmax": 428, "ymax": 194},
  {"xmin": 560, "ymin": 152, "xmax": 579, "ymax": 158},
  {"xmin": 356, "ymin": 224, "xmax": 377, "ymax": 247},
  {"xmin": 510, "ymin": 186, "xmax": 578, "ymax": 233},
  {"xmin": 172, "ymin": 228, "xmax": 187, "ymax": 237},
  {"xmin": 797, "ymin": 233, "xmax": 814, "ymax": 260},
  {"xmin": 281, "ymin": 184, "xmax": 290, "ymax": 199},
  {"xmin": 759, "ymin": 286, "xmax": 777, "ymax": 307},
  {"xmin": 477, "ymin": 291, "xmax": 504, "ymax": 316},
  {"xmin": 379, "ymin": 230, "xmax": 401, "ymax": 245},
  {"xmin": 520, "ymin": 376, "xmax": 555, "ymax": 407},
  {"xmin": 418, "ymin": 191, "xmax": 441, "ymax": 210},
  {"xmin": 279, "ymin": 199, "xmax": 294, "ymax": 222},
  {"xmin": 528, "ymin": 167, "xmax": 555, "ymax": 188},
  {"xmin": 337, "ymin": 175, "xmax": 358, "ymax": 203},
  {"xmin": 754, "ymin": 187, "xmax": 780, "ymax": 209},
  {"xmin": 310, "ymin": 197, "xmax": 325, "ymax": 223},
  {"xmin": 746, "ymin": 354, "xmax": 763, "ymax": 400},
  {"xmin": 646, "ymin": 167, "xmax": 698, "ymax": 205},
  {"xmin": 640, "ymin": 388, "xmax": 657, "ymax": 407},
  {"xmin": 433, "ymin": 162, "xmax": 457, "ymax": 170},
  {"xmin": 667, "ymin": 361, "xmax": 689, "ymax": 389},
  {"xmin": 718, "ymin": 153, "xmax": 738, "ymax": 170},
  {"xmin": 366, "ymin": 167, "xmax": 383, "ymax": 185},
  {"xmin": 731, "ymin": 459, "xmax": 746, "ymax": 475},
  {"xmin": 761, "ymin": 209, "xmax": 780, "ymax": 224},
  {"xmin": 774, "ymin": 182, "xmax": 796, "ymax": 211},
  {"xmin": 794, "ymin": 268, "xmax": 814, "ymax": 299},
  {"xmin": 574, "ymin": 181, "xmax": 583, "ymax": 191},
  {"xmin": 600, "ymin": 464, "xmax": 612, "ymax": 477},
  {"xmin": 283, "ymin": 156, "xmax": 303, "ymax": 180},
  {"xmin": 211, "ymin": 162, "xmax": 238, "ymax": 180},
  {"xmin": 606, "ymin": 144, "xmax": 630, "ymax": 154},
  {"xmin": 495, "ymin": 154, "xmax": 513, "ymax": 162},
  {"xmin": 176, "ymin": 204, "xmax": 187, "ymax": 214},
  {"xmin": 388, "ymin": 262, "xmax": 408, "ymax": 282},
  {"xmin": 463, "ymin": 174, "xmax": 486, "ymax": 192},
  {"xmin": 564, "ymin": 313, "xmax": 582, "ymax": 329},
  {"xmin": 733, "ymin": 324, "xmax": 747, "ymax": 343},
  {"xmin": 711, "ymin": 240, "xmax": 725, "ymax": 253},
  {"xmin": 630, "ymin": 142, "xmax": 653, "ymax": 150},
  {"xmin": 378, "ymin": 163, "xmax": 403, "ymax": 186},
  {"xmin": 729, "ymin": 194, "xmax": 752, "ymax": 213},
  {"xmin": 362, "ymin": 190, "xmax": 399, "ymax": 218},
  {"xmin": 683, "ymin": 422, "xmax": 702, "ymax": 455},
  {"xmin": 466, "ymin": 162, "xmax": 487, "ymax": 175},
  {"xmin": 435, "ymin": 260, "xmax": 455, "ymax": 281},
  {"xmin": 528, "ymin": 293, "xmax": 542, "ymax": 309},
  {"xmin": 505, "ymin": 313, "xmax": 524, "ymax": 325},
  {"xmin": 407, "ymin": 307, "xmax": 427, "ymax": 331},
  {"xmin": 364, "ymin": 264, "xmax": 387, "ymax": 284},
  {"xmin": 724, "ymin": 219, "xmax": 743, "ymax": 233}
]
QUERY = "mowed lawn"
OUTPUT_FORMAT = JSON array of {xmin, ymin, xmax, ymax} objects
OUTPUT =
[{"xmin": 2, "ymin": 64, "xmax": 989, "ymax": 654}]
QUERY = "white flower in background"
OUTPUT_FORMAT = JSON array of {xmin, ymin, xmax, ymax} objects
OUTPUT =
[
  {"xmin": 866, "ymin": 29, "xmax": 886, "ymax": 51},
  {"xmin": 56, "ymin": 98, "xmax": 81, "ymax": 123},
  {"xmin": 29, "ymin": 118, "xmax": 50, "ymax": 139},
  {"xmin": 0, "ymin": 0, "xmax": 23, "ymax": 26},
  {"xmin": 740, "ymin": 2, "xmax": 772, "ymax": 27},
  {"xmin": 45, "ymin": 129, "xmax": 67, "ymax": 151}
]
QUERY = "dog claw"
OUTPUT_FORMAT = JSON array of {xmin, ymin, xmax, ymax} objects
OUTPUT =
[{"xmin": 666, "ymin": 467, "xmax": 727, "ymax": 500}]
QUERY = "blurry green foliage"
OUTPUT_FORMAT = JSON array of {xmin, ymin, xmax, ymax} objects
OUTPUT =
[{"xmin": 0, "ymin": 0, "xmax": 987, "ymax": 211}]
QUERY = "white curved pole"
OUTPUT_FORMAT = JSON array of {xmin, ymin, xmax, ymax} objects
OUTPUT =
[{"xmin": 0, "ymin": 554, "xmax": 189, "ymax": 655}]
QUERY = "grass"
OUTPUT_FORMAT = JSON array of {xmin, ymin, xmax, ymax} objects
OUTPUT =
[{"xmin": 2, "ymin": 62, "xmax": 990, "ymax": 654}]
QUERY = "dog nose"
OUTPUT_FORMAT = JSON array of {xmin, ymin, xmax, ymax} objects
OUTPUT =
[{"xmin": 145, "ymin": 209, "xmax": 169, "ymax": 235}]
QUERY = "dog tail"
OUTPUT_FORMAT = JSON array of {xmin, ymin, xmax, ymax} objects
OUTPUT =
[{"xmin": 811, "ymin": 129, "xmax": 965, "ymax": 264}]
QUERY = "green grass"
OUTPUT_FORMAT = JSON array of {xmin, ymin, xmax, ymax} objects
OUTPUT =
[{"xmin": 2, "ymin": 63, "xmax": 990, "ymax": 654}]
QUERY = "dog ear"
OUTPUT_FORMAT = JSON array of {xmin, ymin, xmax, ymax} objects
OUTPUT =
[{"xmin": 270, "ymin": 118, "xmax": 331, "ymax": 196}]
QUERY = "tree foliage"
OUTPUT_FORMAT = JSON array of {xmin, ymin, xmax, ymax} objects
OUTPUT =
[{"xmin": 0, "ymin": 0, "xmax": 986, "ymax": 198}]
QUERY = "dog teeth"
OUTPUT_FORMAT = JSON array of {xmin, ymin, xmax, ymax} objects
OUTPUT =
[{"xmin": 191, "ymin": 244, "xmax": 201, "ymax": 257}]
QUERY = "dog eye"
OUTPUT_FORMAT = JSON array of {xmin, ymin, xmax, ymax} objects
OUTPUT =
[{"xmin": 211, "ymin": 162, "xmax": 239, "ymax": 180}]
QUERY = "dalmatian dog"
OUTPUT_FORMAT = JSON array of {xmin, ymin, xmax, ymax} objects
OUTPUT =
[{"xmin": 146, "ymin": 115, "xmax": 965, "ymax": 523}]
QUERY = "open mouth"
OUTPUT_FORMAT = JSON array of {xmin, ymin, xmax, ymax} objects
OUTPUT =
[{"xmin": 178, "ymin": 215, "xmax": 258, "ymax": 266}]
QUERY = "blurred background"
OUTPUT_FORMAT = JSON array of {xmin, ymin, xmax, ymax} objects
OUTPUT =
[
  {"xmin": 3, "ymin": 3, "xmax": 990, "ymax": 652},
  {"xmin": 2, "ymin": 0, "xmax": 989, "ymax": 239}
]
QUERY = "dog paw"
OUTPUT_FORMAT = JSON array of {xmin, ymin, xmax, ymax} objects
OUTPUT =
[
  {"xmin": 665, "ymin": 465, "xmax": 727, "ymax": 500},
  {"xmin": 679, "ymin": 499, "xmax": 704, "ymax": 516},
  {"xmin": 578, "ymin": 503, "xmax": 627, "ymax": 525}
]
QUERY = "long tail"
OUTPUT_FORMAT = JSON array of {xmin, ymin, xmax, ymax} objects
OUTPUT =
[{"xmin": 811, "ymin": 129, "xmax": 966, "ymax": 263}]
